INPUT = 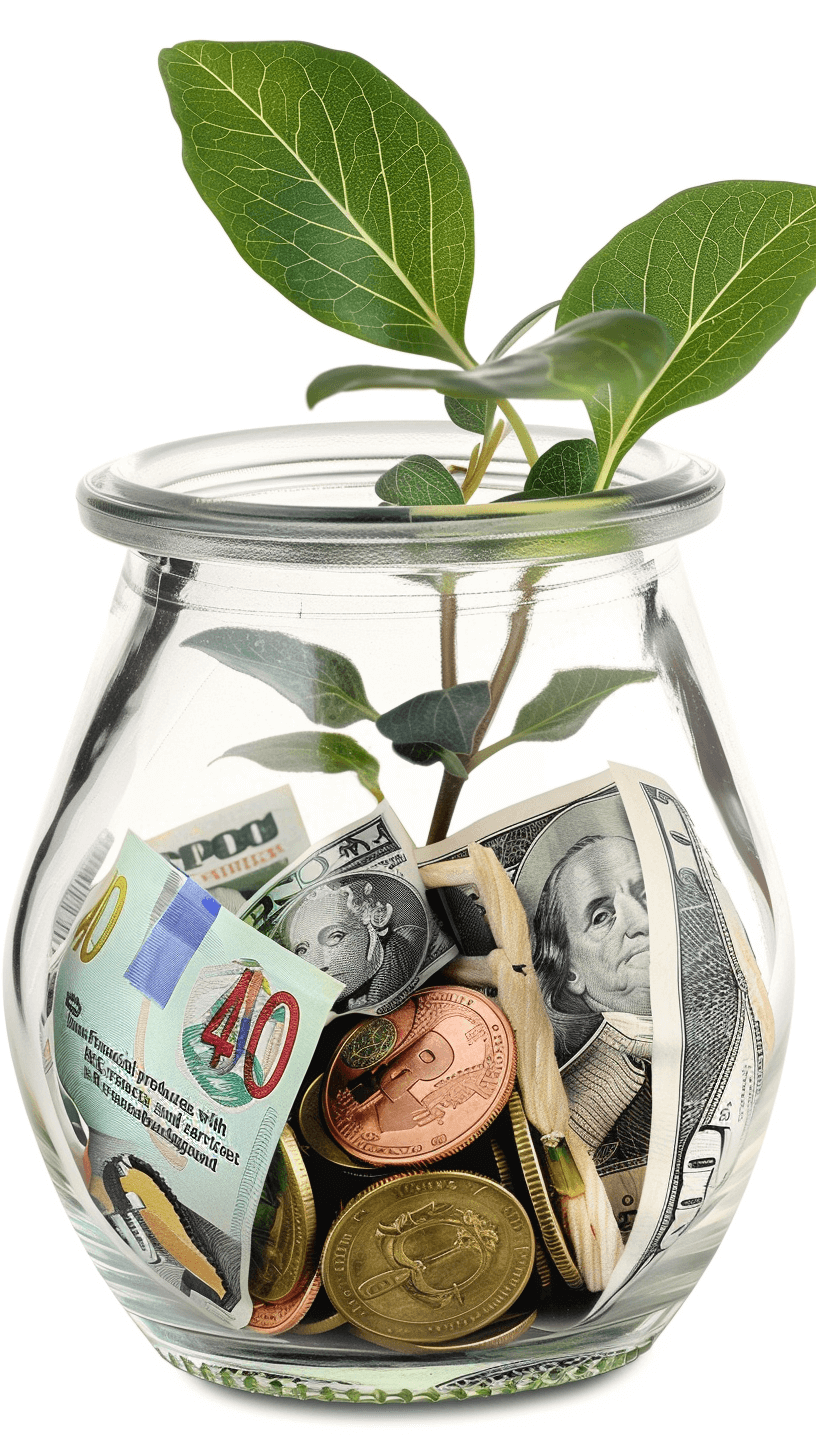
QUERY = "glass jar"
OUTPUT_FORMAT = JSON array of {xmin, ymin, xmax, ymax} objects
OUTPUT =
[{"xmin": 5, "ymin": 420, "xmax": 792, "ymax": 1402}]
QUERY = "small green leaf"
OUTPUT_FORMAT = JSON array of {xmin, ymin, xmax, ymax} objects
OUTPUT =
[
  {"xmin": 558, "ymin": 181, "xmax": 816, "ymax": 488},
  {"xmin": 376, "ymin": 455, "xmax": 464, "ymax": 506},
  {"xmin": 391, "ymin": 741, "xmax": 468, "ymax": 777},
  {"xmin": 444, "ymin": 397, "xmax": 488, "ymax": 433},
  {"xmin": 523, "ymin": 439, "xmax": 599, "ymax": 496},
  {"xmin": 307, "ymin": 309, "xmax": 673, "ymax": 406},
  {"xmin": 159, "ymin": 41, "xmax": 474, "ymax": 364},
  {"xmin": 221, "ymin": 731, "xmax": 383, "ymax": 800},
  {"xmin": 377, "ymin": 681, "xmax": 491, "ymax": 753},
  {"xmin": 473, "ymin": 667, "xmax": 655, "ymax": 762},
  {"xmin": 183, "ymin": 628, "xmax": 378, "ymax": 728}
]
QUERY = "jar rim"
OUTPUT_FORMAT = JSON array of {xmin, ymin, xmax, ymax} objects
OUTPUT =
[{"xmin": 77, "ymin": 419, "xmax": 723, "ymax": 568}]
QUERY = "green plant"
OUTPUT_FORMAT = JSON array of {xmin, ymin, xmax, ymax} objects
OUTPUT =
[{"xmin": 159, "ymin": 39, "xmax": 815, "ymax": 838}]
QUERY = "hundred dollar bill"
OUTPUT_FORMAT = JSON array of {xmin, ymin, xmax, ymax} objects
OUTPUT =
[
  {"xmin": 47, "ymin": 831, "xmax": 340, "ymax": 1328},
  {"xmin": 417, "ymin": 764, "xmax": 773, "ymax": 1312},
  {"xmin": 148, "ymin": 785, "xmax": 309, "ymax": 897},
  {"xmin": 242, "ymin": 802, "xmax": 458, "ymax": 1017}
]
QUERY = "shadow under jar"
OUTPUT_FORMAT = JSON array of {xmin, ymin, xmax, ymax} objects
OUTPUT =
[{"xmin": 5, "ymin": 420, "xmax": 792, "ymax": 1402}]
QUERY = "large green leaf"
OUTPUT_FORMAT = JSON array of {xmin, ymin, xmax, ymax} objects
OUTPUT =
[
  {"xmin": 376, "ymin": 454, "xmax": 464, "ymax": 506},
  {"xmin": 558, "ymin": 181, "xmax": 816, "ymax": 488},
  {"xmin": 221, "ymin": 731, "xmax": 383, "ymax": 800},
  {"xmin": 472, "ymin": 667, "xmax": 655, "ymax": 763},
  {"xmin": 183, "ymin": 628, "xmax": 379, "ymax": 727},
  {"xmin": 307, "ymin": 309, "xmax": 673, "ymax": 405},
  {"xmin": 159, "ymin": 41, "xmax": 474, "ymax": 363},
  {"xmin": 377, "ymin": 681, "xmax": 491, "ymax": 753}
]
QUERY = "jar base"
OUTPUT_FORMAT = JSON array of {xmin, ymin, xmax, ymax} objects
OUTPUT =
[{"xmin": 151, "ymin": 1336, "xmax": 652, "ymax": 1402}]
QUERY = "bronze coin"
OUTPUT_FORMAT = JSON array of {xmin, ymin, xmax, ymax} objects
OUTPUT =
[
  {"xmin": 323, "ymin": 986, "xmax": 516, "ymax": 1168},
  {"xmin": 320, "ymin": 1170, "xmax": 535, "ymax": 1345},
  {"xmin": 248, "ymin": 1268, "xmax": 321, "ymax": 1333},
  {"xmin": 507, "ymin": 1092, "xmax": 582, "ymax": 1289},
  {"xmin": 249, "ymin": 1125, "xmax": 316, "ymax": 1303}
]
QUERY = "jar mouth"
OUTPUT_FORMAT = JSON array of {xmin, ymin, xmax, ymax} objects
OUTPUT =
[{"xmin": 78, "ymin": 419, "xmax": 723, "ymax": 568}]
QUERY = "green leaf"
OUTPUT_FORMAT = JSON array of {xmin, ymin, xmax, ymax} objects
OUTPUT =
[
  {"xmin": 486, "ymin": 299, "xmax": 560, "ymax": 360},
  {"xmin": 377, "ymin": 681, "xmax": 490, "ymax": 753},
  {"xmin": 391, "ymin": 741, "xmax": 468, "ymax": 777},
  {"xmin": 376, "ymin": 455, "xmax": 464, "ymax": 506},
  {"xmin": 159, "ymin": 41, "xmax": 474, "ymax": 364},
  {"xmin": 473, "ymin": 667, "xmax": 655, "ymax": 762},
  {"xmin": 307, "ymin": 309, "xmax": 673, "ymax": 406},
  {"xmin": 444, "ymin": 397, "xmax": 488, "ymax": 433},
  {"xmin": 221, "ymin": 731, "xmax": 383, "ymax": 800},
  {"xmin": 557, "ymin": 181, "xmax": 816, "ymax": 488},
  {"xmin": 522, "ymin": 439, "xmax": 599, "ymax": 496},
  {"xmin": 183, "ymin": 628, "xmax": 378, "ymax": 728}
]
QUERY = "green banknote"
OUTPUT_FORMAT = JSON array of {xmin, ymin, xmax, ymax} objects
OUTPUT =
[{"xmin": 49, "ymin": 831, "xmax": 339, "ymax": 1328}]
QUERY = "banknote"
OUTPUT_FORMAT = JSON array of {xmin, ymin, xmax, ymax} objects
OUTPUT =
[
  {"xmin": 148, "ymin": 785, "xmax": 309, "ymax": 897},
  {"xmin": 47, "ymin": 831, "xmax": 340, "ymax": 1328},
  {"xmin": 242, "ymin": 802, "xmax": 458, "ymax": 1017},
  {"xmin": 417, "ymin": 763, "xmax": 772, "ymax": 1314}
]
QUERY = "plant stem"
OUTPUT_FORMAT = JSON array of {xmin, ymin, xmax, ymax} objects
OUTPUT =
[
  {"xmin": 461, "ymin": 421, "xmax": 506, "ymax": 502},
  {"xmin": 497, "ymin": 398, "xmax": 538, "ymax": 467},
  {"xmin": 426, "ymin": 566, "xmax": 540, "ymax": 844},
  {"xmin": 440, "ymin": 577, "xmax": 458, "ymax": 690}
]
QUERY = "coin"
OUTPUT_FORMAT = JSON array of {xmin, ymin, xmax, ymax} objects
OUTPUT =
[
  {"xmin": 297, "ymin": 1076, "xmax": 373, "ymax": 1174},
  {"xmin": 507, "ymin": 1092, "xmax": 583, "ymax": 1289},
  {"xmin": 248, "ymin": 1268, "xmax": 322, "ymax": 1333},
  {"xmin": 323, "ymin": 986, "xmax": 516, "ymax": 1167},
  {"xmin": 320, "ymin": 1170, "xmax": 535, "ymax": 1345},
  {"xmin": 489, "ymin": 1133, "xmax": 550, "ymax": 1288},
  {"xmin": 354, "ymin": 1306, "xmax": 537, "ymax": 1354},
  {"xmin": 297, "ymin": 1285, "xmax": 348, "ymax": 1335},
  {"xmin": 249, "ymin": 1125, "xmax": 316, "ymax": 1303}
]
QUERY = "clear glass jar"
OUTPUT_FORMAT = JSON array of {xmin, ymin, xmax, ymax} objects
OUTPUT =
[{"xmin": 5, "ymin": 421, "xmax": 792, "ymax": 1402}]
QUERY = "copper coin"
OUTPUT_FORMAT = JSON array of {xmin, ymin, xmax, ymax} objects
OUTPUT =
[
  {"xmin": 323, "ymin": 986, "xmax": 516, "ymax": 1167},
  {"xmin": 248, "ymin": 1268, "xmax": 321, "ymax": 1333}
]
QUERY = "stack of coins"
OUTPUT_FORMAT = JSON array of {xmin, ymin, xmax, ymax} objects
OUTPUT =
[{"xmin": 248, "ymin": 984, "xmax": 594, "ymax": 1349}]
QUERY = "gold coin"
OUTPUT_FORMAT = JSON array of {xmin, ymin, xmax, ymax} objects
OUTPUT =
[
  {"xmin": 354, "ymin": 1306, "xmax": 537, "ymax": 1354},
  {"xmin": 320, "ymin": 1170, "xmax": 535, "ymax": 1346},
  {"xmin": 507, "ymin": 1092, "xmax": 582, "ymax": 1289},
  {"xmin": 489, "ymin": 1133, "xmax": 550, "ymax": 1288},
  {"xmin": 297, "ymin": 1286, "xmax": 348, "ymax": 1335},
  {"xmin": 249, "ymin": 1125, "xmax": 316, "ymax": 1303},
  {"xmin": 297, "ymin": 1076, "xmax": 373, "ymax": 1174}
]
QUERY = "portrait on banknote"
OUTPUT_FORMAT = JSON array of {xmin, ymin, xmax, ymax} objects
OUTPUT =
[{"xmin": 243, "ymin": 805, "xmax": 457, "ymax": 1016}]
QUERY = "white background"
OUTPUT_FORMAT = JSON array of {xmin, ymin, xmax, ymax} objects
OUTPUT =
[{"xmin": 2, "ymin": 0, "xmax": 813, "ymax": 1448}]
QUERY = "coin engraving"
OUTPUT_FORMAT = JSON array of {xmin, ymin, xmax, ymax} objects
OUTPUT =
[
  {"xmin": 320, "ymin": 1171, "xmax": 535, "ymax": 1344},
  {"xmin": 340, "ymin": 1017, "xmax": 399, "ymax": 1069}
]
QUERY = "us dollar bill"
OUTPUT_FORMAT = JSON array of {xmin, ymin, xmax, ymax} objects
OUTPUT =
[
  {"xmin": 417, "ymin": 763, "xmax": 773, "ymax": 1314},
  {"xmin": 147, "ymin": 785, "xmax": 309, "ymax": 897},
  {"xmin": 242, "ymin": 802, "xmax": 458, "ymax": 1017},
  {"xmin": 47, "ymin": 831, "xmax": 340, "ymax": 1328}
]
